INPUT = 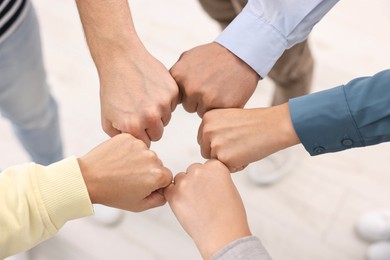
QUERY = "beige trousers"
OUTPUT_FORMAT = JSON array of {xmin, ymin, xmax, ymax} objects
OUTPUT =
[{"xmin": 198, "ymin": 0, "xmax": 314, "ymax": 105}]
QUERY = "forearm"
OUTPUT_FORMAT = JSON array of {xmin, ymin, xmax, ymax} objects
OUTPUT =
[
  {"xmin": 268, "ymin": 103, "xmax": 301, "ymax": 152},
  {"xmin": 75, "ymin": 0, "xmax": 144, "ymax": 72},
  {"xmin": 0, "ymin": 157, "xmax": 93, "ymax": 258},
  {"xmin": 289, "ymin": 69, "xmax": 390, "ymax": 155}
]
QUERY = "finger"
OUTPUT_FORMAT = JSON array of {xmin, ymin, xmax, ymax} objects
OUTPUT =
[
  {"xmin": 137, "ymin": 130, "xmax": 151, "ymax": 148},
  {"xmin": 146, "ymin": 119, "xmax": 164, "ymax": 141},
  {"xmin": 143, "ymin": 190, "xmax": 167, "ymax": 209},
  {"xmin": 195, "ymin": 98, "xmax": 206, "ymax": 118},
  {"xmin": 198, "ymin": 116, "xmax": 211, "ymax": 158},
  {"xmin": 197, "ymin": 103, "xmax": 217, "ymax": 118},
  {"xmin": 209, "ymin": 146, "xmax": 217, "ymax": 159},
  {"xmin": 173, "ymin": 172, "xmax": 187, "ymax": 183},
  {"xmin": 204, "ymin": 158, "xmax": 225, "ymax": 167},
  {"xmin": 199, "ymin": 125, "xmax": 211, "ymax": 159},
  {"xmin": 161, "ymin": 111, "xmax": 172, "ymax": 127},
  {"xmin": 169, "ymin": 63, "xmax": 184, "ymax": 105},
  {"xmin": 155, "ymin": 155, "xmax": 164, "ymax": 167},
  {"xmin": 102, "ymin": 120, "xmax": 121, "ymax": 137},
  {"xmin": 204, "ymin": 159, "xmax": 231, "ymax": 174},
  {"xmin": 155, "ymin": 166, "xmax": 174, "ymax": 188},
  {"xmin": 229, "ymin": 166, "xmax": 240, "ymax": 173},
  {"xmin": 173, "ymin": 78, "xmax": 185, "ymax": 105},
  {"xmin": 186, "ymin": 163, "xmax": 204, "ymax": 174},
  {"xmin": 170, "ymin": 87, "xmax": 181, "ymax": 112},
  {"xmin": 163, "ymin": 183, "xmax": 175, "ymax": 201},
  {"xmin": 197, "ymin": 119, "xmax": 204, "ymax": 145},
  {"xmin": 181, "ymin": 92, "xmax": 199, "ymax": 114},
  {"xmin": 113, "ymin": 118, "xmax": 151, "ymax": 147},
  {"xmin": 235, "ymin": 164, "xmax": 248, "ymax": 172},
  {"xmin": 228, "ymin": 164, "xmax": 248, "ymax": 173},
  {"xmin": 175, "ymin": 87, "xmax": 184, "ymax": 106}
]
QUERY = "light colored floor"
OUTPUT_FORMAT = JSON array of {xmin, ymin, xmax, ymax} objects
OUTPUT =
[{"xmin": 2, "ymin": 0, "xmax": 390, "ymax": 259}]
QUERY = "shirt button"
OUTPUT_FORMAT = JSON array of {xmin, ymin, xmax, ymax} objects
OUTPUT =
[
  {"xmin": 341, "ymin": 138, "xmax": 354, "ymax": 147},
  {"xmin": 314, "ymin": 146, "xmax": 325, "ymax": 154}
]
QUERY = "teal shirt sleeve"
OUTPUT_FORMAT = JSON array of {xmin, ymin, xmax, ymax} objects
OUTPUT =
[{"xmin": 289, "ymin": 69, "xmax": 390, "ymax": 156}]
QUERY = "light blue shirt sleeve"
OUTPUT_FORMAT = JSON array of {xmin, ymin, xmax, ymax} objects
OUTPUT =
[
  {"xmin": 216, "ymin": 0, "xmax": 339, "ymax": 78},
  {"xmin": 289, "ymin": 70, "xmax": 390, "ymax": 156}
]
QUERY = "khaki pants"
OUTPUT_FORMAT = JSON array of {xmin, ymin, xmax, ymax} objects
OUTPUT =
[{"xmin": 198, "ymin": 0, "xmax": 314, "ymax": 105}]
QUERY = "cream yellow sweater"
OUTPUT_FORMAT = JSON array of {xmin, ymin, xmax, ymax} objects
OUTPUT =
[{"xmin": 0, "ymin": 157, "xmax": 94, "ymax": 258}]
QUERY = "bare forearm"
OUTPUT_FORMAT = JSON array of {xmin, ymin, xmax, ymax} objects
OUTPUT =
[
  {"xmin": 274, "ymin": 102, "xmax": 301, "ymax": 150},
  {"xmin": 75, "ymin": 0, "xmax": 144, "ymax": 70}
]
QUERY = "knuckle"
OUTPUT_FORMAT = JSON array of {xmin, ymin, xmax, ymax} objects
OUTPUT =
[
  {"xmin": 201, "ymin": 123, "xmax": 213, "ymax": 137},
  {"xmin": 145, "ymin": 150, "xmax": 158, "ymax": 160},
  {"xmin": 182, "ymin": 102, "xmax": 195, "ymax": 113},
  {"xmin": 200, "ymin": 149, "xmax": 210, "ymax": 159},
  {"xmin": 209, "ymin": 140, "xmax": 220, "ymax": 153},
  {"xmin": 102, "ymin": 125, "xmax": 113, "ymax": 135},
  {"xmin": 144, "ymin": 108, "xmax": 161, "ymax": 124},
  {"xmin": 152, "ymin": 167, "xmax": 171, "ymax": 185},
  {"xmin": 170, "ymin": 66, "xmax": 180, "ymax": 79},
  {"xmin": 202, "ymin": 95, "xmax": 216, "ymax": 109},
  {"xmin": 133, "ymin": 139, "xmax": 148, "ymax": 149},
  {"xmin": 215, "ymin": 150, "xmax": 232, "ymax": 164},
  {"xmin": 187, "ymin": 163, "xmax": 202, "ymax": 174},
  {"xmin": 202, "ymin": 110, "xmax": 217, "ymax": 123},
  {"xmin": 118, "ymin": 118, "xmax": 141, "ymax": 135}
]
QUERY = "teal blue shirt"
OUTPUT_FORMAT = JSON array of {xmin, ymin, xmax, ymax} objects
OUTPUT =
[{"xmin": 289, "ymin": 69, "xmax": 390, "ymax": 156}]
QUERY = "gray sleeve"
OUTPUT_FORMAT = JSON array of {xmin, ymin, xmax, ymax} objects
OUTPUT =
[{"xmin": 211, "ymin": 236, "xmax": 272, "ymax": 260}]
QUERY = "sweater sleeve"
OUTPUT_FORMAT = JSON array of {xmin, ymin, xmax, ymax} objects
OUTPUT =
[
  {"xmin": 0, "ymin": 156, "xmax": 93, "ymax": 258},
  {"xmin": 211, "ymin": 236, "xmax": 272, "ymax": 260},
  {"xmin": 289, "ymin": 69, "xmax": 390, "ymax": 155}
]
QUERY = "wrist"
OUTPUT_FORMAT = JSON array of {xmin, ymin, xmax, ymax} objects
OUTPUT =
[
  {"xmin": 275, "ymin": 103, "xmax": 301, "ymax": 149},
  {"xmin": 213, "ymin": 42, "xmax": 261, "ymax": 81},
  {"xmin": 91, "ymin": 37, "xmax": 147, "ymax": 74},
  {"xmin": 77, "ymin": 156, "xmax": 98, "ymax": 204},
  {"xmin": 197, "ymin": 227, "xmax": 251, "ymax": 259}
]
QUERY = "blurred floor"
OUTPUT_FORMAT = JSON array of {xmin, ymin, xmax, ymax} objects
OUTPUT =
[{"xmin": 2, "ymin": 0, "xmax": 390, "ymax": 259}]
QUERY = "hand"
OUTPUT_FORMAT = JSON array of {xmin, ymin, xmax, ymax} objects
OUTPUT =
[
  {"xmin": 198, "ymin": 104, "xmax": 300, "ymax": 172},
  {"xmin": 99, "ymin": 48, "xmax": 179, "ymax": 147},
  {"xmin": 164, "ymin": 160, "xmax": 251, "ymax": 259},
  {"xmin": 76, "ymin": 0, "xmax": 179, "ymax": 146},
  {"xmin": 170, "ymin": 42, "xmax": 259, "ymax": 117},
  {"xmin": 78, "ymin": 133, "xmax": 173, "ymax": 212}
]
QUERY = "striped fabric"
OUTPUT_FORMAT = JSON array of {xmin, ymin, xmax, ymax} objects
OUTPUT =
[{"xmin": 0, "ymin": 0, "xmax": 29, "ymax": 43}]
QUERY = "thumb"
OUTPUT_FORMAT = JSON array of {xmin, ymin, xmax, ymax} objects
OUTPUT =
[
  {"xmin": 163, "ymin": 183, "xmax": 175, "ymax": 202},
  {"xmin": 143, "ymin": 190, "xmax": 167, "ymax": 209}
]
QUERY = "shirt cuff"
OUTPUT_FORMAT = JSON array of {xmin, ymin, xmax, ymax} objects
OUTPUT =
[
  {"xmin": 289, "ymin": 86, "xmax": 364, "ymax": 156},
  {"xmin": 33, "ymin": 156, "xmax": 94, "ymax": 230},
  {"xmin": 215, "ymin": 6, "xmax": 287, "ymax": 78},
  {"xmin": 211, "ymin": 236, "xmax": 272, "ymax": 260}
]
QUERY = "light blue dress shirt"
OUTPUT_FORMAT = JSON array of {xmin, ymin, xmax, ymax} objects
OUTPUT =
[
  {"xmin": 216, "ymin": 0, "xmax": 339, "ymax": 78},
  {"xmin": 290, "ymin": 70, "xmax": 390, "ymax": 156}
]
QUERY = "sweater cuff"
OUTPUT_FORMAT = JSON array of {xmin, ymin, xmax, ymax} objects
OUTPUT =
[
  {"xmin": 211, "ymin": 236, "xmax": 272, "ymax": 260},
  {"xmin": 34, "ymin": 156, "xmax": 93, "ymax": 229}
]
